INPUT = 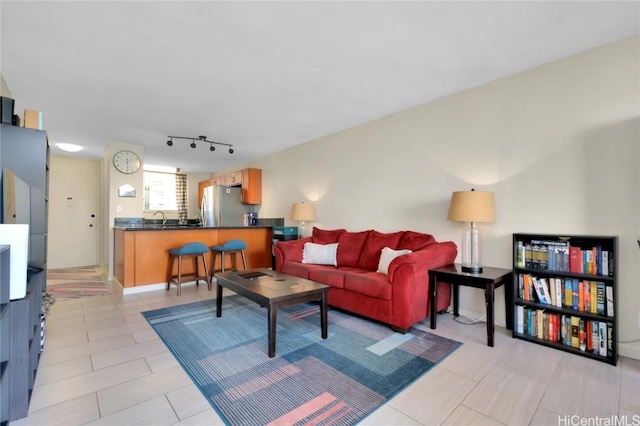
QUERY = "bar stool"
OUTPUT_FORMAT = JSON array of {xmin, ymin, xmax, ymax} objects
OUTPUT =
[
  {"xmin": 166, "ymin": 242, "xmax": 211, "ymax": 296},
  {"xmin": 210, "ymin": 239, "xmax": 248, "ymax": 277}
]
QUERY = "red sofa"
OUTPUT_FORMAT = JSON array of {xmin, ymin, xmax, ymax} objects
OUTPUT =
[{"xmin": 274, "ymin": 227, "xmax": 457, "ymax": 333}]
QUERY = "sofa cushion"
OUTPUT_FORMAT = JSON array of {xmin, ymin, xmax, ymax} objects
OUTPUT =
[
  {"xmin": 358, "ymin": 231, "xmax": 404, "ymax": 270},
  {"xmin": 336, "ymin": 230, "xmax": 370, "ymax": 267},
  {"xmin": 312, "ymin": 227, "xmax": 347, "ymax": 244},
  {"xmin": 377, "ymin": 247, "xmax": 412, "ymax": 275},
  {"xmin": 344, "ymin": 272, "xmax": 392, "ymax": 300},
  {"xmin": 280, "ymin": 261, "xmax": 326, "ymax": 279},
  {"xmin": 302, "ymin": 242, "xmax": 338, "ymax": 266},
  {"xmin": 308, "ymin": 266, "xmax": 365, "ymax": 289},
  {"xmin": 398, "ymin": 231, "xmax": 436, "ymax": 251}
]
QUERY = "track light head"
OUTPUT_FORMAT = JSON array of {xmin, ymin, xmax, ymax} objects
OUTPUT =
[
  {"xmin": 229, "ymin": 148, "xmax": 234, "ymax": 154},
  {"xmin": 166, "ymin": 139, "xmax": 173, "ymax": 146},
  {"xmin": 209, "ymin": 145, "xmax": 215, "ymax": 152},
  {"xmin": 190, "ymin": 142, "xmax": 196, "ymax": 149}
]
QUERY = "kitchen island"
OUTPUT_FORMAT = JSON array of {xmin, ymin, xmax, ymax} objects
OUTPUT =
[{"xmin": 113, "ymin": 226, "xmax": 273, "ymax": 292}]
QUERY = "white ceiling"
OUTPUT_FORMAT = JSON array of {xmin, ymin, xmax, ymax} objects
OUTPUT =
[{"xmin": 1, "ymin": 1, "xmax": 638, "ymax": 173}]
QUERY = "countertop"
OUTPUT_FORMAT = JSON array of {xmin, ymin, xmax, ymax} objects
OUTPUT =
[{"xmin": 114, "ymin": 225, "xmax": 274, "ymax": 231}]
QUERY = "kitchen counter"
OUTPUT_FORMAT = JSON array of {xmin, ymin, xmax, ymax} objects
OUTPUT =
[
  {"xmin": 113, "ymin": 226, "xmax": 273, "ymax": 291},
  {"xmin": 114, "ymin": 225, "xmax": 274, "ymax": 230}
]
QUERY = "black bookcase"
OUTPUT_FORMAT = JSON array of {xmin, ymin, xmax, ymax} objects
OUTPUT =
[
  {"xmin": 512, "ymin": 233, "xmax": 618, "ymax": 366},
  {"xmin": 0, "ymin": 124, "xmax": 50, "ymax": 421}
]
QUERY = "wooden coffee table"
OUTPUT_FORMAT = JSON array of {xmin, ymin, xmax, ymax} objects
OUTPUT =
[{"xmin": 214, "ymin": 268, "xmax": 329, "ymax": 357}]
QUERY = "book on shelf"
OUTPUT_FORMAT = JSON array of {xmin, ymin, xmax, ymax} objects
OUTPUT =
[
  {"xmin": 516, "ymin": 305, "xmax": 524, "ymax": 334},
  {"xmin": 531, "ymin": 277, "xmax": 547, "ymax": 304},
  {"xmin": 591, "ymin": 320, "xmax": 599, "ymax": 354},
  {"xmin": 571, "ymin": 279, "xmax": 579, "ymax": 310},
  {"xmin": 596, "ymin": 282, "xmax": 606, "ymax": 315},
  {"xmin": 564, "ymin": 280, "xmax": 573, "ymax": 308},
  {"xmin": 531, "ymin": 243, "xmax": 540, "ymax": 268},
  {"xmin": 602, "ymin": 251, "xmax": 609, "ymax": 276},
  {"xmin": 516, "ymin": 241, "xmax": 524, "ymax": 267},
  {"xmin": 606, "ymin": 286, "xmax": 614, "ymax": 317},
  {"xmin": 564, "ymin": 315, "xmax": 572, "ymax": 347},
  {"xmin": 554, "ymin": 277, "xmax": 563, "ymax": 308},
  {"xmin": 598, "ymin": 322, "xmax": 607, "ymax": 356},
  {"xmin": 539, "ymin": 278, "xmax": 552, "ymax": 305},
  {"xmin": 607, "ymin": 321, "xmax": 613, "ymax": 357},
  {"xmin": 582, "ymin": 281, "xmax": 590, "ymax": 312},
  {"xmin": 539, "ymin": 245, "xmax": 548, "ymax": 269},
  {"xmin": 590, "ymin": 281, "xmax": 598, "ymax": 314},
  {"xmin": 549, "ymin": 278, "xmax": 557, "ymax": 307},
  {"xmin": 571, "ymin": 316, "xmax": 580, "ymax": 348},
  {"xmin": 524, "ymin": 243, "xmax": 532, "ymax": 268},
  {"xmin": 584, "ymin": 249, "xmax": 594, "ymax": 275},
  {"xmin": 579, "ymin": 319, "xmax": 586, "ymax": 351},
  {"xmin": 569, "ymin": 246, "xmax": 583, "ymax": 273},
  {"xmin": 586, "ymin": 321, "xmax": 592, "ymax": 352},
  {"xmin": 578, "ymin": 280, "xmax": 584, "ymax": 311}
]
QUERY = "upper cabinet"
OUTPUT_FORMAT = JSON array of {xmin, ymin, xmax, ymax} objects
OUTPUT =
[
  {"xmin": 241, "ymin": 168, "xmax": 261, "ymax": 205},
  {"xmin": 198, "ymin": 168, "xmax": 262, "ymax": 207}
]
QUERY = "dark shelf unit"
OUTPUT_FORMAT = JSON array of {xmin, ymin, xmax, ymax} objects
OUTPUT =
[
  {"xmin": 512, "ymin": 233, "xmax": 618, "ymax": 366},
  {"xmin": 0, "ymin": 124, "xmax": 49, "ymax": 421},
  {"xmin": 0, "ymin": 246, "xmax": 10, "ymax": 426}
]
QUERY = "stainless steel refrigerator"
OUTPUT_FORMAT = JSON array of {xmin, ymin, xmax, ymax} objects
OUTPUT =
[{"xmin": 201, "ymin": 186, "xmax": 246, "ymax": 227}]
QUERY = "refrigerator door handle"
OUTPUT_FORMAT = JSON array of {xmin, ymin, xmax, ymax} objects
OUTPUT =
[{"xmin": 201, "ymin": 195, "xmax": 207, "ymax": 227}]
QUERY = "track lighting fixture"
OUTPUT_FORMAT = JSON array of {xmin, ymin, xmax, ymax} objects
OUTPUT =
[{"xmin": 166, "ymin": 135, "xmax": 234, "ymax": 154}]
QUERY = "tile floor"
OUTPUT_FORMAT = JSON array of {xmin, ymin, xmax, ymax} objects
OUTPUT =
[{"xmin": 13, "ymin": 275, "xmax": 640, "ymax": 426}]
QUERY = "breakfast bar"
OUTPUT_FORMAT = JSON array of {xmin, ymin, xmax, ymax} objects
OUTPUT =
[{"xmin": 113, "ymin": 226, "xmax": 273, "ymax": 290}]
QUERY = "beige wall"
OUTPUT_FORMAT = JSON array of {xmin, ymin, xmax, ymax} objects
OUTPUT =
[
  {"xmin": 1, "ymin": 74, "xmax": 12, "ymax": 97},
  {"xmin": 38, "ymin": 35, "xmax": 640, "ymax": 359},
  {"xmin": 237, "ymin": 36, "xmax": 639, "ymax": 359}
]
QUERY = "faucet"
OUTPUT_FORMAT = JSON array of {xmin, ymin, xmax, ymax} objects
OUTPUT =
[{"xmin": 153, "ymin": 210, "xmax": 167, "ymax": 226}]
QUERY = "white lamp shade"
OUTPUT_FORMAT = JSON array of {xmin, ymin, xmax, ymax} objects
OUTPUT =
[
  {"xmin": 447, "ymin": 190, "xmax": 496, "ymax": 223},
  {"xmin": 290, "ymin": 202, "xmax": 315, "ymax": 222}
]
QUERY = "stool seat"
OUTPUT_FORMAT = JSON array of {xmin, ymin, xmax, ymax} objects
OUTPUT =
[
  {"xmin": 169, "ymin": 242, "xmax": 209, "ymax": 256},
  {"xmin": 210, "ymin": 239, "xmax": 248, "ymax": 276},
  {"xmin": 167, "ymin": 242, "xmax": 211, "ymax": 296},
  {"xmin": 210, "ymin": 240, "xmax": 248, "ymax": 252}
]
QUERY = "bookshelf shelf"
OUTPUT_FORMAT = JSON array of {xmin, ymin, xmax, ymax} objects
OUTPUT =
[{"xmin": 512, "ymin": 233, "xmax": 618, "ymax": 366}]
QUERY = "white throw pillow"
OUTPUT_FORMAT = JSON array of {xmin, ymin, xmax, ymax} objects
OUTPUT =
[
  {"xmin": 377, "ymin": 247, "xmax": 412, "ymax": 275},
  {"xmin": 302, "ymin": 242, "xmax": 338, "ymax": 266}
]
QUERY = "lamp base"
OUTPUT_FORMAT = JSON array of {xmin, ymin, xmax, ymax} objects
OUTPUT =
[{"xmin": 462, "ymin": 265, "xmax": 483, "ymax": 274}]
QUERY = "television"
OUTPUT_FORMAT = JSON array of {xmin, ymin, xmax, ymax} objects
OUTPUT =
[
  {"xmin": 2, "ymin": 168, "xmax": 30, "ymax": 225},
  {"xmin": 0, "ymin": 224, "xmax": 29, "ymax": 299}
]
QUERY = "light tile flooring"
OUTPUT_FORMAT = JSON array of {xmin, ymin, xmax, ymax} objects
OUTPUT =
[{"xmin": 13, "ymin": 276, "xmax": 640, "ymax": 426}]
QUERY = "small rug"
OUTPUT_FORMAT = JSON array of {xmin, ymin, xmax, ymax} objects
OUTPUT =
[
  {"xmin": 143, "ymin": 296, "xmax": 462, "ymax": 426},
  {"xmin": 46, "ymin": 266, "xmax": 110, "ymax": 299}
]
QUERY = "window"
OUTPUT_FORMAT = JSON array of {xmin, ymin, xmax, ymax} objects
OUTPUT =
[{"xmin": 143, "ymin": 166, "xmax": 178, "ymax": 211}]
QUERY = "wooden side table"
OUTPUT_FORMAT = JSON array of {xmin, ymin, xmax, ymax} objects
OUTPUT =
[{"xmin": 428, "ymin": 264, "xmax": 513, "ymax": 347}]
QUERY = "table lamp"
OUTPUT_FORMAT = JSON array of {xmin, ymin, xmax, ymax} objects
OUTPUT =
[
  {"xmin": 290, "ymin": 202, "xmax": 315, "ymax": 238},
  {"xmin": 447, "ymin": 189, "xmax": 496, "ymax": 274}
]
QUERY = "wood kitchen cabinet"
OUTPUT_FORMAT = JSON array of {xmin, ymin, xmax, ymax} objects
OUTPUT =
[
  {"xmin": 241, "ymin": 168, "xmax": 262, "ymax": 205},
  {"xmin": 199, "ymin": 168, "xmax": 262, "ymax": 207},
  {"xmin": 223, "ymin": 171, "xmax": 241, "ymax": 186}
]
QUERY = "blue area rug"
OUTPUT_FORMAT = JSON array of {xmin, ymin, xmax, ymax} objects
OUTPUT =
[{"xmin": 142, "ymin": 295, "xmax": 462, "ymax": 425}]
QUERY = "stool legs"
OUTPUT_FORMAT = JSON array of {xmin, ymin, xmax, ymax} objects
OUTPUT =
[
  {"xmin": 209, "ymin": 249, "xmax": 248, "ymax": 280},
  {"xmin": 167, "ymin": 253, "xmax": 212, "ymax": 296}
]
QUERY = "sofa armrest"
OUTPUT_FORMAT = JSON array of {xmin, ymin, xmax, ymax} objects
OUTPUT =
[
  {"xmin": 388, "ymin": 241, "xmax": 457, "ymax": 281},
  {"xmin": 274, "ymin": 237, "xmax": 311, "ymax": 271},
  {"xmin": 385, "ymin": 241, "xmax": 457, "ymax": 324}
]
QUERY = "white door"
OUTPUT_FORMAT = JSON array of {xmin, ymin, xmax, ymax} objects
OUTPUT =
[{"xmin": 47, "ymin": 156, "xmax": 99, "ymax": 268}]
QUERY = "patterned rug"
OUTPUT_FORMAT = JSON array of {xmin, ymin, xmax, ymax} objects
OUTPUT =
[
  {"xmin": 46, "ymin": 266, "xmax": 110, "ymax": 299},
  {"xmin": 142, "ymin": 295, "xmax": 462, "ymax": 425}
]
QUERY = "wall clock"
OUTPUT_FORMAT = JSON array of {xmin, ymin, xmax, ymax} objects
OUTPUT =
[{"xmin": 113, "ymin": 150, "xmax": 141, "ymax": 174}]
